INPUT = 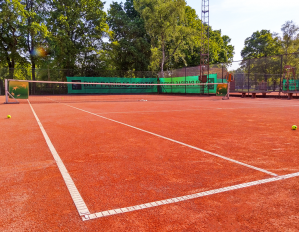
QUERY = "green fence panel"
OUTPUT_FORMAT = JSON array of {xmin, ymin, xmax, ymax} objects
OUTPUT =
[
  {"xmin": 282, "ymin": 79, "xmax": 299, "ymax": 91},
  {"xmin": 159, "ymin": 74, "xmax": 218, "ymax": 94},
  {"xmin": 67, "ymin": 77, "xmax": 157, "ymax": 94}
]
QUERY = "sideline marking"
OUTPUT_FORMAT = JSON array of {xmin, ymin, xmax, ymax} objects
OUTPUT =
[
  {"xmin": 63, "ymin": 103, "xmax": 278, "ymax": 177},
  {"xmin": 27, "ymin": 100, "xmax": 90, "ymax": 218},
  {"xmin": 83, "ymin": 171, "xmax": 299, "ymax": 221}
]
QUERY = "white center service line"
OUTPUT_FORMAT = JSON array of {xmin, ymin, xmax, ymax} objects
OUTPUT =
[
  {"xmin": 63, "ymin": 103, "xmax": 278, "ymax": 177},
  {"xmin": 28, "ymin": 100, "xmax": 90, "ymax": 219}
]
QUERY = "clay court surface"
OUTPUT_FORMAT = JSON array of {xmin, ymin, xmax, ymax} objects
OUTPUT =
[{"xmin": 1, "ymin": 94, "xmax": 299, "ymax": 231}]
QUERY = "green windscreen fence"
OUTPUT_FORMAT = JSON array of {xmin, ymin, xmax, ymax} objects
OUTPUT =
[
  {"xmin": 9, "ymin": 81, "xmax": 29, "ymax": 99},
  {"xmin": 159, "ymin": 74, "xmax": 221, "ymax": 94},
  {"xmin": 66, "ymin": 74, "xmax": 222, "ymax": 94},
  {"xmin": 67, "ymin": 77, "xmax": 157, "ymax": 94},
  {"xmin": 282, "ymin": 79, "xmax": 299, "ymax": 91}
]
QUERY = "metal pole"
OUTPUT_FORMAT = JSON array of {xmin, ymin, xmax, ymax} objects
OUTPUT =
[
  {"xmin": 222, "ymin": 65, "xmax": 224, "ymax": 83},
  {"xmin": 279, "ymin": 55, "xmax": 283, "ymax": 97},
  {"xmin": 207, "ymin": 2, "xmax": 210, "ymax": 96},
  {"xmin": 185, "ymin": 66, "xmax": 187, "ymax": 94},
  {"xmin": 5, "ymin": 79, "xmax": 8, "ymax": 103},
  {"xmin": 248, "ymin": 59, "xmax": 250, "ymax": 96},
  {"xmin": 201, "ymin": 0, "xmax": 209, "ymax": 96}
]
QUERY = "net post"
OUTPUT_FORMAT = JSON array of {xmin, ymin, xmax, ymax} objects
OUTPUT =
[
  {"xmin": 4, "ymin": 79, "xmax": 19, "ymax": 104},
  {"xmin": 5, "ymin": 79, "xmax": 8, "ymax": 103}
]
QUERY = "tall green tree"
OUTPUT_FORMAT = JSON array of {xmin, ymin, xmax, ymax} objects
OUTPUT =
[
  {"xmin": 241, "ymin": 30, "xmax": 281, "ymax": 59},
  {"xmin": 134, "ymin": 0, "xmax": 198, "ymax": 74},
  {"xmin": 183, "ymin": 6, "xmax": 234, "ymax": 66},
  {"xmin": 279, "ymin": 21, "xmax": 299, "ymax": 72},
  {"xmin": 0, "ymin": 0, "xmax": 28, "ymax": 78},
  {"xmin": 20, "ymin": 0, "xmax": 48, "ymax": 85},
  {"xmin": 241, "ymin": 30, "xmax": 281, "ymax": 81},
  {"xmin": 47, "ymin": 0, "xmax": 108, "ymax": 75},
  {"xmin": 280, "ymin": 20, "xmax": 299, "ymax": 54},
  {"xmin": 106, "ymin": 0, "xmax": 151, "ymax": 71},
  {"xmin": 134, "ymin": 2, "xmax": 234, "ymax": 72},
  {"xmin": 177, "ymin": 28, "xmax": 234, "ymax": 68}
]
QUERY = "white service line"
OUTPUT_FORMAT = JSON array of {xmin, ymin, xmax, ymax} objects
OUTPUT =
[
  {"xmin": 27, "ymin": 100, "xmax": 90, "ymax": 218},
  {"xmin": 83, "ymin": 171, "xmax": 299, "ymax": 221},
  {"xmin": 63, "ymin": 103, "xmax": 278, "ymax": 177},
  {"xmin": 93, "ymin": 104, "xmax": 298, "ymax": 115},
  {"xmin": 94, "ymin": 108, "xmax": 235, "ymax": 115}
]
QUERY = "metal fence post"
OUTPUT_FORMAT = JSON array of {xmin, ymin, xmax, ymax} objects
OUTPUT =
[
  {"xmin": 248, "ymin": 59, "xmax": 250, "ymax": 96},
  {"xmin": 279, "ymin": 55, "xmax": 283, "ymax": 97},
  {"xmin": 222, "ymin": 64, "xmax": 224, "ymax": 83},
  {"xmin": 185, "ymin": 66, "xmax": 186, "ymax": 94}
]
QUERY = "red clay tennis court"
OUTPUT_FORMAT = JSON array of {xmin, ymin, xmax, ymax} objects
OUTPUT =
[{"xmin": 1, "ymin": 94, "xmax": 299, "ymax": 231}]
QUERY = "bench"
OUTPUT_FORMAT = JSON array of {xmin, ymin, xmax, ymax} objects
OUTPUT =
[
  {"xmin": 282, "ymin": 91, "xmax": 299, "ymax": 100},
  {"xmin": 238, "ymin": 91, "xmax": 271, "ymax": 98}
]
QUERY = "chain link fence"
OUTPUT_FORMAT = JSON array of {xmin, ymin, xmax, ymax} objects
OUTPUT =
[
  {"xmin": 1, "ymin": 52, "xmax": 299, "ymax": 96},
  {"xmin": 230, "ymin": 53, "xmax": 299, "ymax": 95}
]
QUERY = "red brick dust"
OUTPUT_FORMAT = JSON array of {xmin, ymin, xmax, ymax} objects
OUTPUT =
[{"xmin": 1, "ymin": 96, "xmax": 299, "ymax": 231}]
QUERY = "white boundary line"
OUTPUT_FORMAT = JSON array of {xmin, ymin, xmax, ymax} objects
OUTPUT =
[
  {"xmin": 27, "ymin": 100, "xmax": 90, "ymax": 219},
  {"xmin": 83, "ymin": 171, "xmax": 299, "ymax": 221},
  {"xmin": 63, "ymin": 103, "xmax": 278, "ymax": 177},
  {"xmin": 93, "ymin": 105, "xmax": 299, "ymax": 115},
  {"xmin": 31, "ymin": 98, "xmax": 298, "ymax": 223}
]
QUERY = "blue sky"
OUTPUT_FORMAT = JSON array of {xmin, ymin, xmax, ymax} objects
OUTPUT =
[{"xmin": 103, "ymin": 0, "xmax": 299, "ymax": 63}]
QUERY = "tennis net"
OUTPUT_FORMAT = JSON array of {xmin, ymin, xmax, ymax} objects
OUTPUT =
[{"xmin": 4, "ymin": 78, "xmax": 229, "ymax": 104}]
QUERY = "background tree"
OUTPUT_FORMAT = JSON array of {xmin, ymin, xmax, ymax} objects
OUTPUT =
[
  {"xmin": 279, "ymin": 21, "xmax": 299, "ymax": 71},
  {"xmin": 134, "ymin": 3, "xmax": 234, "ymax": 72},
  {"xmin": 19, "ymin": 0, "xmax": 49, "ymax": 90},
  {"xmin": 240, "ymin": 30, "xmax": 281, "ymax": 82},
  {"xmin": 135, "ymin": 0, "xmax": 199, "ymax": 75},
  {"xmin": 106, "ymin": 0, "xmax": 151, "ymax": 72},
  {"xmin": 280, "ymin": 20, "xmax": 299, "ymax": 54},
  {"xmin": 0, "ymin": 0, "xmax": 237, "ymax": 84},
  {"xmin": 47, "ymin": 0, "xmax": 108, "ymax": 77},
  {"xmin": 178, "ymin": 27, "xmax": 234, "ymax": 68},
  {"xmin": 241, "ymin": 30, "xmax": 281, "ymax": 59},
  {"xmin": 0, "ymin": 0, "xmax": 28, "ymax": 79}
]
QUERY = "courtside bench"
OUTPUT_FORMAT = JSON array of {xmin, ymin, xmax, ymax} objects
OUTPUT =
[
  {"xmin": 238, "ymin": 91, "xmax": 271, "ymax": 98},
  {"xmin": 282, "ymin": 91, "xmax": 299, "ymax": 99}
]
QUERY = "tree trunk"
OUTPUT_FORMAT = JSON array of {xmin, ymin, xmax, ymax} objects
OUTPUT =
[
  {"xmin": 8, "ymin": 63, "xmax": 14, "ymax": 79},
  {"xmin": 31, "ymin": 58, "xmax": 36, "ymax": 94},
  {"xmin": 161, "ymin": 39, "xmax": 165, "ymax": 78},
  {"xmin": 0, "ymin": 78, "xmax": 3, "ymax": 95}
]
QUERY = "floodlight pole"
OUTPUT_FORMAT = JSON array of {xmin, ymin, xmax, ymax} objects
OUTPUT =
[{"xmin": 200, "ymin": 0, "xmax": 210, "ymax": 94}]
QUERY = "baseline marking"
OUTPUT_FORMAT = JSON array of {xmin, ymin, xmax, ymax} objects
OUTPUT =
[
  {"xmin": 63, "ymin": 103, "xmax": 278, "ymax": 176},
  {"xmin": 28, "ymin": 100, "xmax": 90, "ymax": 219},
  {"xmin": 83, "ymin": 171, "xmax": 299, "ymax": 221}
]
